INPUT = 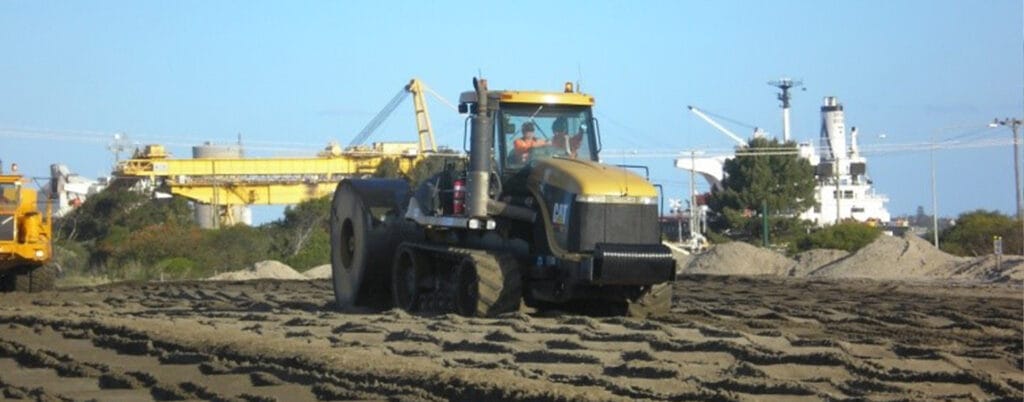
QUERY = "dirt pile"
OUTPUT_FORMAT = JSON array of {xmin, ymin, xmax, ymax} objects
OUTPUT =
[
  {"xmin": 789, "ymin": 249, "xmax": 848, "ymax": 277},
  {"xmin": 947, "ymin": 254, "xmax": 1024, "ymax": 283},
  {"xmin": 303, "ymin": 264, "xmax": 332, "ymax": 279},
  {"xmin": 208, "ymin": 260, "xmax": 307, "ymax": 281},
  {"xmin": 809, "ymin": 233, "xmax": 969, "ymax": 280},
  {"xmin": 682, "ymin": 241, "xmax": 794, "ymax": 276},
  {"xmin": 680, "ymin": 233, "xmax": 1023, "ymax": 283}
]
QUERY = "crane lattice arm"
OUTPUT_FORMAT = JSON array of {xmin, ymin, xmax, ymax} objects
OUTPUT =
[
  {"xmin": 687, "ymin": 105, "xmax": 747, "ymax": 146},
  {"xmin": 349, "ymin": 78, "xmax": 437, "ymax": 153}
]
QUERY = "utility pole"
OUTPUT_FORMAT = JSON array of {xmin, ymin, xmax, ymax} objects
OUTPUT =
[
  {"xmin": 689, "ymin": 150, "xmax": 697, "ymax": 241},
  {"xmin": 992, "ymin": 118, "xmax": 1022, "ymax": 253},
  {"xmin": 930, "ymin": 132, "xmax": 939, "ymax": 248},
  {"xmin": 835, "ymin": 166, "xmax": 841, "ymax": 225}
]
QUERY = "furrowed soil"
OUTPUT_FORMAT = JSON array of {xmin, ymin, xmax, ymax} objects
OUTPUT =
[{"xmin": 0, "ymin": 276, "xmax": 1018, "ymax": 401}]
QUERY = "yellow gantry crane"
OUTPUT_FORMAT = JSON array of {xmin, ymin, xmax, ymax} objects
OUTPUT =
[
  {"xmin": 115, "ymin": 143, "xmax": 422, "ymax": 205},
  {"xmin": 112, "ymin": 78, "xmax": 460, "ymax": 226}
]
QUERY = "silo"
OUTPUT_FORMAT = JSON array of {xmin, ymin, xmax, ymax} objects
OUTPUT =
[{"xmin": 192, "ymin": 142, "xmax": 251, "ymax": 228}]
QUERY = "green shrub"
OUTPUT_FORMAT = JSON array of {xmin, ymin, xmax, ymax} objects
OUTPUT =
[
  {"xmin": 941, "ymin": 210, "xmax": 1021, "ymax": 256},
  {"xmin": 155, "ymin": 257, "xmax": 195, "ymax": 280},
  {"xmin": 48, "ymin": 239, "xmax": 90, "ymax": 276},
  {"xmin": 796, "ymin": 221, "xmax": 881, "ymax": 252}
]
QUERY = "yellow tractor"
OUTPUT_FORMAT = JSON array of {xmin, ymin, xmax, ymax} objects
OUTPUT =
[
  {"xmin": 0, "ymin": 172, "xmax": 54, "ymax": 292},
  {"xmin": 330, "ymin": 78, "xmax": 674, "ymax": 317}
]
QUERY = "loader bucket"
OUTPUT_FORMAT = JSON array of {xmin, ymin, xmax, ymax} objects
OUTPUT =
[{"xmin": 330, "ymin": 179, "xmax": 415, "ymax": 310}]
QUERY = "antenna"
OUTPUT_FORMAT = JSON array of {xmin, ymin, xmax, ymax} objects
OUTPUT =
[
  {"xmin": 576, "ymin": 63, "xmax": 583, "ymax": 92},
  {"xmin": 767, "ymin": 77, "xmax": 805, "ymax": 142},
  {"xmin": 107, "ymin": 132, "xmax": 128, "ymax": 164}
]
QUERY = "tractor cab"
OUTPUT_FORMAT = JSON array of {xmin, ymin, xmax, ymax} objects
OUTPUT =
[{"xmin": 459, "ymin": 83, "xmax": 599, "ymax": 174}]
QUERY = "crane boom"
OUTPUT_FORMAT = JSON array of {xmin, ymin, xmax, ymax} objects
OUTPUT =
[
  {"xmin": 349, "ymin": 78, "xmax": 437, "ymax": 153},
  {"xmin": 407, "ymin": 79, "xmax": 436, "ymax": 152},
  {"xmin": 349, "ymin": 88, "xmax": 408, "ymax": 148},
  {"xmin": 687, "ymin": 105, "xmax": 746, "ymax": 146}
]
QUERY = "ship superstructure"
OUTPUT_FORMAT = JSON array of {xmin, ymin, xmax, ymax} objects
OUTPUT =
[
  {"xmin": 676, "ymin": 91, "xmax": 891, "ymax": 227},
  {"xmin": 800, "ymin": 96, "xmax": 890, "ymax": 225}
]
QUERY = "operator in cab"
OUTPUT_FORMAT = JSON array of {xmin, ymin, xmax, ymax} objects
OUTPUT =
[
  {"xmin": 512, "ymin": 122, "xmax": 547, "ymax": 163},
  {"xmin": 551, "ymin": 117, "xmax": 583, "ymax": 158}
]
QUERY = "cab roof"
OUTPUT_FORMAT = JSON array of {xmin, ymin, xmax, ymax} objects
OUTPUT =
[
  {"xmin": 458, "ymin": 90, "xmax": 595, "ymax": 107},
  {"xmin": 0, "ymin": 174, "xmax": 24, "ymax": 184}
]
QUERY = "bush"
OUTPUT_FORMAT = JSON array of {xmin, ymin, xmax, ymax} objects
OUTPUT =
[
  {"xmin": 941, "ymin": 210, "xmax": 1021, "ymax": 256},
  {"xmin": 48, "ymin": 239, "xmax": 90, "ymax": 276},
  {"xmin": 154, "ymin": 257, "xmax": 195, "ymax": 280},
  {"xmin": 796, "ymin": 221, "xmax": 881, "ymax": 253}
]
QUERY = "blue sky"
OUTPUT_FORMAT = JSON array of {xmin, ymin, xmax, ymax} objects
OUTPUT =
[{"xmin": 1, "ymin": 1, "xmax": 1021, "ymax": 223}]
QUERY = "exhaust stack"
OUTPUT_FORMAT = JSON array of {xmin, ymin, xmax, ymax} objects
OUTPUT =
[{"xmin": 466, "ymin": 78, "xmax": 492, "ymax": 218}]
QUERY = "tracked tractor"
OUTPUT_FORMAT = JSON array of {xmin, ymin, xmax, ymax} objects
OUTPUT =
[
  {"xmin": 0, "ymin": 172, "xmax": 54, "ymax": 292},
  {"xmin": 330, "ymin": 78, "xmax": 675, "ymax": 317}
]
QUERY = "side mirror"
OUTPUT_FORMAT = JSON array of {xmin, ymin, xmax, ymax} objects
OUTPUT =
[{"xmin": 592, "ymin": 118, "xmax": 602, "ymax": 153}]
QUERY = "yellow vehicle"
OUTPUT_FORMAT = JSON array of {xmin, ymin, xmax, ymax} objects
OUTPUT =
[
  {"xmin": 330, "ymin": 78, "xmax": 674, "ymax": 317},
  {"xmin": 0, "ymin": 172, "xmax": 54, "ymax": 292}
]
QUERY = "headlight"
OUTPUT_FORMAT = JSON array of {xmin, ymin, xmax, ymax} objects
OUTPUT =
[
  {"xmin": 34, "ymin": 250, "xmax": 45, "ymax": 259},
  {"xmin": 575, "ymin": 194, "xmax": 657, "ymax": 205}
]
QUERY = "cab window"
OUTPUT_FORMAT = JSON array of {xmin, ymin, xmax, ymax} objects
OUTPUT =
[
  {"xmin": 498, "ymin": 105, "xmax": 595, "ymax": 171},
  {"xmin": 0, "ymin": 183, "xmax": 19, "ymax": 209}
]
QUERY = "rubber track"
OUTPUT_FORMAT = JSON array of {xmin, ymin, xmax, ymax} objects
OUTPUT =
[
  {"xmin": 402, "ymin": 243, "xmax": 522, "ymax": 317},
  {"xmin": 466, "ymin": 252, "xmax": 522, "ymax": 317}
]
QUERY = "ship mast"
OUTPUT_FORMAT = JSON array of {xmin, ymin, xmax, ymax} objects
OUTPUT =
[{"xmin": 768, "ymin": 78, "xmax": 804, "ymax": 142}]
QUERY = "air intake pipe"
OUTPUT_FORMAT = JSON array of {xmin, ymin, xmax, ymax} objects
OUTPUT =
[{"xmin": 466, "ymin": 78, "xmax": 491, "ymax": 219}]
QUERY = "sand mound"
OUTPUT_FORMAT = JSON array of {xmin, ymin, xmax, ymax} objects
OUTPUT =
[
  {"xmin": 682, "ymin": 242, "xmax": 794, "ymax": 276},
  {"xmin": 303, "ymin": 264, "xmax": 332, "ymax": 279},
  {"xmin": 663, "ymin": 243, "xmax": 694, "ymax": 275},
  {"xmin": 808, "ymin": 233, "xmax": 969, "ymax": 280},
  {"xmin": 789, "ymin": 249, "xmax": 849, "ymax": 277},
  {"xmin": 209, "ymin": 260, "xmax": 306, "ymax": 281},
  {"xmin": 948, "ymin": 255, "xmax": 1024, "ymax": 283}
]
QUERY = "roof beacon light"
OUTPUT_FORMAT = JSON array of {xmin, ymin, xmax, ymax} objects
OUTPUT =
[{"xmin": 564, "ymin": 82, "xmax": 573, "ymax": 93}]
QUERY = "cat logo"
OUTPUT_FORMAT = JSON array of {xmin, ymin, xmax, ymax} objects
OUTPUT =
[{"xmin": 552, "ymin": 202, "xmax": 569, "ymax": 226}]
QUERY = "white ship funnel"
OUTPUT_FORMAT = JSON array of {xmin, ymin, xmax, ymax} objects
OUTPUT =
[{"xmin": 819, "ymin": 97, "xmax": 848, "ymax": 175}]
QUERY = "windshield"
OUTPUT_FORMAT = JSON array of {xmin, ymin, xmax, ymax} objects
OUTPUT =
[
  {"xmin": 498, "ymin": 104, "xmax": 595, "ymax": 169},
  {"xmin": 0, "ymin": 183, "xmax": 19, "ymax": 210}
]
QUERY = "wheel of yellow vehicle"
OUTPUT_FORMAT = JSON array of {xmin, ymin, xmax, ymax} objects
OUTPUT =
[{"xmin": 3, "ymin": 265, "xmax": 56, "ymax": 293}]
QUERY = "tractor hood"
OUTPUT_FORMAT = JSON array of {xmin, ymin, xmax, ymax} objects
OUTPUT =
[{"xmin": 527, "ymin": 158, "xmax": 657, "ymax": 201}]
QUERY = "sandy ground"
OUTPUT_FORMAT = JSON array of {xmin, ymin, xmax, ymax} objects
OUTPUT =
[{"xmin": 0, "ymin": 275, "xmax": 1018, "ymax": 401}]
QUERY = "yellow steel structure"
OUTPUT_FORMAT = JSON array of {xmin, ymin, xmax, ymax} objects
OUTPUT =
[
  {"xmin": 407, "ymin": 79, "xmax": 437, "ymax": 153},
  {"xmin": 114, "ymin": 143, "xmax": 424, "ymax": 206},
  {"xmin": 110, "ymin": 77, "xmax": 462, "ymax": 225}
]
